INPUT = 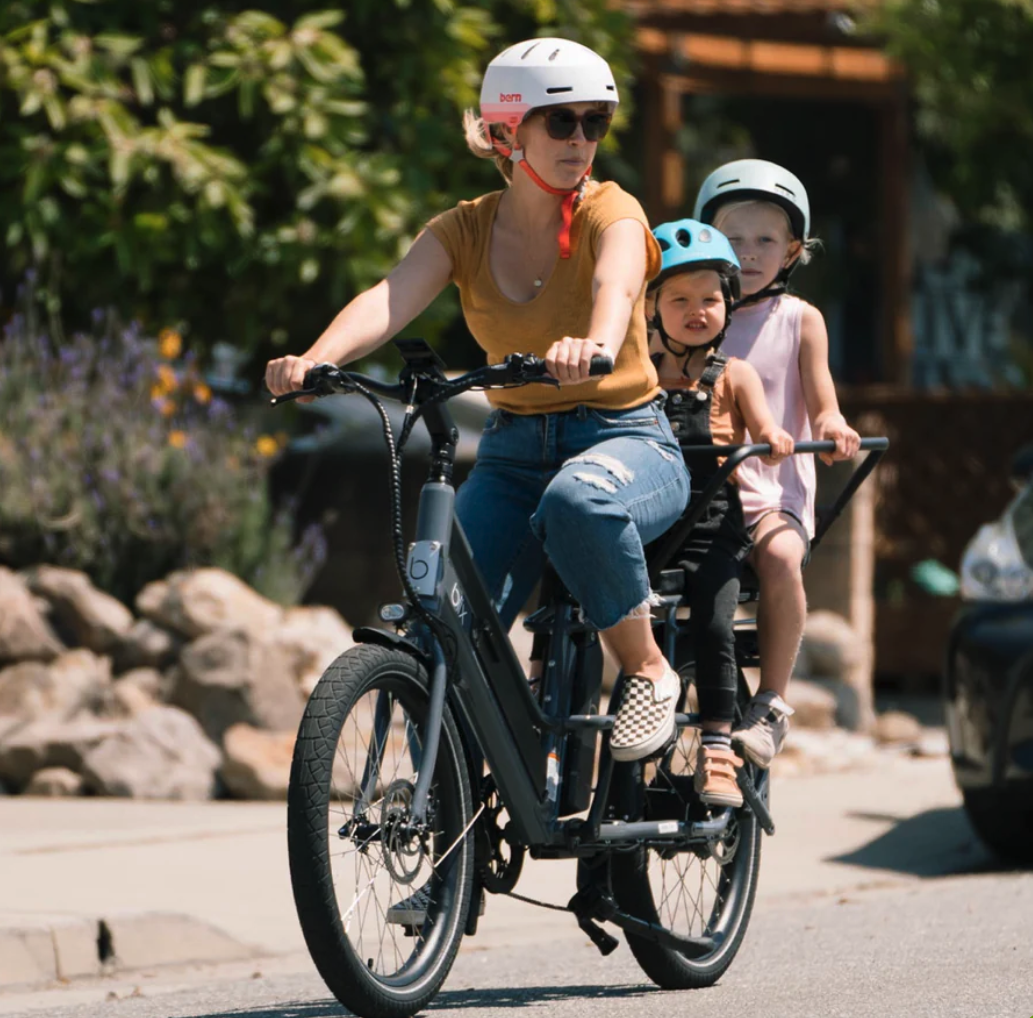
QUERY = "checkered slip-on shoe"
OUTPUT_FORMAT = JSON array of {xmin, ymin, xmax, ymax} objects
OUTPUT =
[{"xmin": 610, "ymin": 663, "xmax": 680, "ymax": 762}]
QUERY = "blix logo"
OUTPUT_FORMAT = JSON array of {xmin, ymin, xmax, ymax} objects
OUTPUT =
[{"xmin": 499, "ymin": 92, "xmax": 522, "ymax": 102}]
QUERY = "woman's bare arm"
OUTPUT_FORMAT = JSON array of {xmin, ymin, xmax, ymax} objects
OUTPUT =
[{"xmin": 546, "ymin": 217, "xmax": 647, "ymax": 384}]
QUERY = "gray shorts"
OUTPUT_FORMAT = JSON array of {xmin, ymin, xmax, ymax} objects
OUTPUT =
[{"xmin": 747, "ymin": 508, "xmax": 812, "ymax": 568}]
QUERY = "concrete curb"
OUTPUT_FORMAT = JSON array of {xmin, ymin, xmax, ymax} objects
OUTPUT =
[{"xmin": 0, "ymin": 911, "xmax": 260, "ymax": 990}]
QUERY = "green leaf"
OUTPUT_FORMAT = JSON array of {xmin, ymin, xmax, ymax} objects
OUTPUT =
[
  {"xmin": 131, "ymin": 57, "xmax": 153, "ymax": 105},
  {"xmin": 294, "ymin": 11, "xmax": 345, "ymax": 32},
  {"xmin": 184, "ymin": 64, "xmax": 206, "ymax": 107},
  {"xmin": 94, "ymin": 34, "xmax": 143, "ymax": 59}
]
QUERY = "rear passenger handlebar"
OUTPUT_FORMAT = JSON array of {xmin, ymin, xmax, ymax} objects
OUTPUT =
[{"xmin": 646, "ymin": 437, "xmax": 889, "ymax": 582}]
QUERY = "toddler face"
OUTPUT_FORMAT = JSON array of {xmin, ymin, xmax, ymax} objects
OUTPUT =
[
  {"xmin": 655, "ymin": 270, "xmax": 726, "ymax": 349},
  {"xmin": 715, "ymin": 203, "xmax": 800, "ymax": 296}
]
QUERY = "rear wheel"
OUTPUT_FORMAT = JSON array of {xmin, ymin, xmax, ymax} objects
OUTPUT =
[
  {"xmin": 609, "ymin": 664, "xmax": 763, "ymax": 988},
  {"xmin": 287, "ymin": 644, "xmax": 474, "ymax": 1018}
]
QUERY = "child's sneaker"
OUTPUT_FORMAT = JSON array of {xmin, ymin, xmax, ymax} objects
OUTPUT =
[
  {"xmin": 693, "ymin": 744, "xmax": 744, "ymax": 807},
  {"xmin": 732, "ymin": 691, "xmax": 795, "ymax": 769},
  {"xmin": 610, "ymin": 662, "xmax": 680, "ymax": 762}
]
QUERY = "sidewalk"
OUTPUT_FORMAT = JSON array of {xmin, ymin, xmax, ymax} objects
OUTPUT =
[{"xmin": 0, "ymin": 752, "xmax": 989, "ymax": 991}]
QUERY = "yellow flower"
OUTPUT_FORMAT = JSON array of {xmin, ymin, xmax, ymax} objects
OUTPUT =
[
  {"xmin": 193, "ymin": 381, "xmax": 212, "ymax": 405},
  {"xmin": 160, "ymin": 399, "xmax": 177, "ymax": 418},
  {"xmin": 168, "ymin": 430, "xmax": 188, "ymax": 449},
  {"xmin": 159, "ymin": 328, "xmax": 182, "ymax": 360},
  {"xmin": 150, "ymin": 382, "xmax": 166, "ymax": 401},
  {"xmin": 157, "ymin": 364, "xmax": 178, "ymax": 393},
  {"xmin": 254, "ymin": 435, "xmax": 279, "ymax": 458}
]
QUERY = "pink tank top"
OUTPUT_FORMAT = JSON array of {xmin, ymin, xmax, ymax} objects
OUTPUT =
[{"xmin": 721, "ymin": 295, "xmax": 815, "ymax": 537}]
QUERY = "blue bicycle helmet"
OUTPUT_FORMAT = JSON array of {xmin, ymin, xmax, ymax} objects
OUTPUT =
[
  {"xmin": 650, "ymin": 219, "xmax": 741, "ymax": 299},
  {"xmin": 649, "ymin": 219, "xmax": 740, "ymax": 362}
]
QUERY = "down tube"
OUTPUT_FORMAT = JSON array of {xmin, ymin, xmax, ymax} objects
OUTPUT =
[{"xmin": 438, "ymin": 521, "xmax": 552, "ymax": 846}]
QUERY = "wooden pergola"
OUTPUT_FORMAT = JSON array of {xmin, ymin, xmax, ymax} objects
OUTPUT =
[{"xmin": 627, "ymin": 0, "xmax": 912, "ymax": 384}]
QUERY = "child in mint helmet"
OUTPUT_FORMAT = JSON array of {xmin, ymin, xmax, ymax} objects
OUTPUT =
[
  {"xmin": 694, "ymin": 159, "xmax": 861, "ymax": 769},
  {"xmin": 649, "ymin": 219, "xmax": 793, "ymax": 806}
]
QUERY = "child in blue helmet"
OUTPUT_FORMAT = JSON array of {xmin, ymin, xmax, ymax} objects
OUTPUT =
[
  {"xmin": 648, "ymin": 219, "xmax": 793, "ymax": 806},
  {"xmin": 693, "ymin": 160, "xmax": 861, "ymax": 770}
]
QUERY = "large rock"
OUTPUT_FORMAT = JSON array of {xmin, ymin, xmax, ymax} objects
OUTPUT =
[
  {"xmin": 0, "ymin": 650, "xmax": 111, "ymax": 723},
  {"xmin": 136, "ymin": 568, "xmax": 283, "ymax": 640},
  {"xmin": 25, "ymin": 766, "xmax": 84, "ymax": 797},
  {"xmin": 772, "ymin": 728, "xmax": 878, "ymax": 778},
  {"xmin": 115, "ymin": 667, "xmax": 167, "ymax": 702},
  {"xmin": 24, "ymin": 566, "xmax": 133, "ymax": 654},
  {"xmin": 80, "ymin": 706, "xmax": 221, "ymax": 799},
  {"xmin": 0, "ymin": 716, "xmax": 123, "ymax": 786},
  {"xmin": 271, "ymin": 606, "xmax": 354, "ymax": 694},
  {"xmin": 799, "ymin": 610, "xmax": 864, "ymax": 679},
  {"xmin": 172, "ymin": 630, "xmax": 304, "ymax": 743},
  {"xmin": 221, "ymin": 724, "xmax": 295, "ymax": 800},
  {"xmin": 0, "ymin": 567, "xmax": 64, "ymax": 664},
  {"xmin": 114, "ymin": 619, "xmax": 180, "ymax": 672},
  {"xmin": 873, "ymin": 710, "xmax": 923, "ymax": 746},
  {"xmin": 786, "ymin": 678, "xmax": 838, "ymax": 731}
]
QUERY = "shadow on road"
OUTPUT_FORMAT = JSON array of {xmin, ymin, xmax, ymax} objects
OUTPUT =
[
  {"xmin": 193, "ymin": 982, "xmax": 659, "ymax": 1018},
  {"xmin": 829, "ymin": 805, "xmax": 1006, "ymax": 877}
]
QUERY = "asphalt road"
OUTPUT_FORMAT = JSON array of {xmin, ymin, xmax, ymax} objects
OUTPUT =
[{"xmin": 6, "ymin": 870, "xmax": 1031, "ymax": 1018}]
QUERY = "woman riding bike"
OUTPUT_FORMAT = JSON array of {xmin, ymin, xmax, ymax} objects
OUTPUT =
[{"xmin": 266, "ymin": 38, "xmax": 689, "ymax": 763}]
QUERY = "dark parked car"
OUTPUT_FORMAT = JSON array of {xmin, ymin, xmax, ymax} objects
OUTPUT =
[{"xmin": 945, "ymin": 444, "xmax": 1033, "ymax": 865}]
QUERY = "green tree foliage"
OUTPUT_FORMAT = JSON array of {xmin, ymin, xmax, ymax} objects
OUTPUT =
[
  {"xmin": 0, "ymin": 0, "xmax": 632, "ymax": 367},
  {"xmin": 872, "ymin": 0, "xmax": 1033, "ymax": 233}
]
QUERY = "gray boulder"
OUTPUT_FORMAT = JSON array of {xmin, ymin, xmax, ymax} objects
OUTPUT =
[
  {"xmin": 25, "ymin": 566, "xmax": 133, "ymax": 654},
  {"xmin": 25, "ymin": 766, "xmax": 84, "ymax": 797},
  {"xmin": 0, "ymin": 566, "xmax": 64, "ymax": 664},
  {"xmin": 0, "ymin": 650, "xmax": 112, "ymax": 723},
  {"xmin": 0, "ymin": 716, "xmax": 123, "ymax": 787},
  {"xmin": 80, "ymin": 706, "xmax": 221, "ymax": 799},
  {"xmin": 172, "ymin": 629, "xmax": 304, "ymax": 744},
  {"xmin": 136, "ymin": 568, "xmax": 282, "ymax": 640}
]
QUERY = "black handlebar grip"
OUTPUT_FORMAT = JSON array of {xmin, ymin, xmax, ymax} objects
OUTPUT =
[{"xmin": 588, "ymin": 354, "xmax": 614, "ymax": 377}]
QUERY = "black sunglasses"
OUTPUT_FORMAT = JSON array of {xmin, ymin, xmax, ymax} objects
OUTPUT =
[{"xmin": 537, "ymin": 107, "xmax": 612, "ymax": 143}]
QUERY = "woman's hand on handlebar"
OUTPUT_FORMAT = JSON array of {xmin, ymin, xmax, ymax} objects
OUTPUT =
[
  {"xmin": 815, "ymin": 413, "xmax": 861, "ymax": 466},
  {"xmin": 544, "ymin": 337, "xmax": 613, "ymax": 385},
  {"xmin": 265, "ymin": 355, "xmax": 319, "ymax": 403},
  {"xmin": 759, "ymin": 425, "xmax": 795, "ymax": 466}
]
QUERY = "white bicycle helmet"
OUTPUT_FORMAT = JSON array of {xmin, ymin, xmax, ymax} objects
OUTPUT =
[
  {"xmin": 693, "ymin": 159, "xmax": 810, "ymax": 241},
  {"xmin": 480, "ymin": 38, "xmax": 618, "ymax": 131}
]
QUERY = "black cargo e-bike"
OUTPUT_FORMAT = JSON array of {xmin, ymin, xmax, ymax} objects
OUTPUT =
[{"xmin": 274, "ymin": 339, "xmax": 887, "ymax": 1018}]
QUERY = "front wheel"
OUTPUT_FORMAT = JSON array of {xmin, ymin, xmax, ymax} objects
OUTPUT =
[
  {"xmin": 609, "ymin": 664, "xmax": 763, "ymax": 989},
  {"xmin": 287, "ymin": 644, "xmax": 474, "ymax": 1018}
]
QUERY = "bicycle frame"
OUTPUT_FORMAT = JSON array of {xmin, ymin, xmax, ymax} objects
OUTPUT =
[{"xmin": 332, "ymin": 357, "xmax": 888, "ymax": 857}]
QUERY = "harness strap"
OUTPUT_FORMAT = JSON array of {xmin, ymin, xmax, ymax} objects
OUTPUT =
[
  {"xmin": 698, "ymin": 352, "xmax": 729, "ymax": 392},
  {"xmin": 492, "ymin": 141, "xmax": 587, "ymax": 260}
]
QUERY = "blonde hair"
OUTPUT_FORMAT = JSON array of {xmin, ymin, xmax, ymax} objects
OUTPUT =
[
  {"xmin": 462, "ymin": 101, "xmax": 615, "ymax": 186},
  {"xmin": 463, "ymin": 109, "xmax": 514, "ymax": 182},
  {"xmin": 712, "ymin": 199, "xmax": 821, "ymax": 266}
]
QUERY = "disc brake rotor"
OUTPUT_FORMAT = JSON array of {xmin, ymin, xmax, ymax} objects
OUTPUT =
[{"xmin": 380, "ymin": 779, "xmax": 425, "ymax": 885}]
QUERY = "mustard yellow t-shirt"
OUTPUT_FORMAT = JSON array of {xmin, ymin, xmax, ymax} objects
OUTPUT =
[{"xmin": 426, "ymin": 181, "xmax": 662, "ymax": 414}]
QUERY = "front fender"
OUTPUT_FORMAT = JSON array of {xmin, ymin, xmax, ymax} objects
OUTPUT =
[{"xmin": 352, "ymin": 626, "xmax": 432, "ymax": 669}]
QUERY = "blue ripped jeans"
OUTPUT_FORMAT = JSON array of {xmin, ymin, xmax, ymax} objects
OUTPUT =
[{"xmin": 455, "ymin": 398, "xmax": 691, "ymax": 631}]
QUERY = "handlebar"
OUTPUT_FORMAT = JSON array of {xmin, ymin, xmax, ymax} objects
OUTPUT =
[
  {"xmin": 269, "ymin": 351, "xmax": 614, "ymax": 407},
  {"xmin": 646, "ymin": 437, "xmax": 889, "ymax": 581}
]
